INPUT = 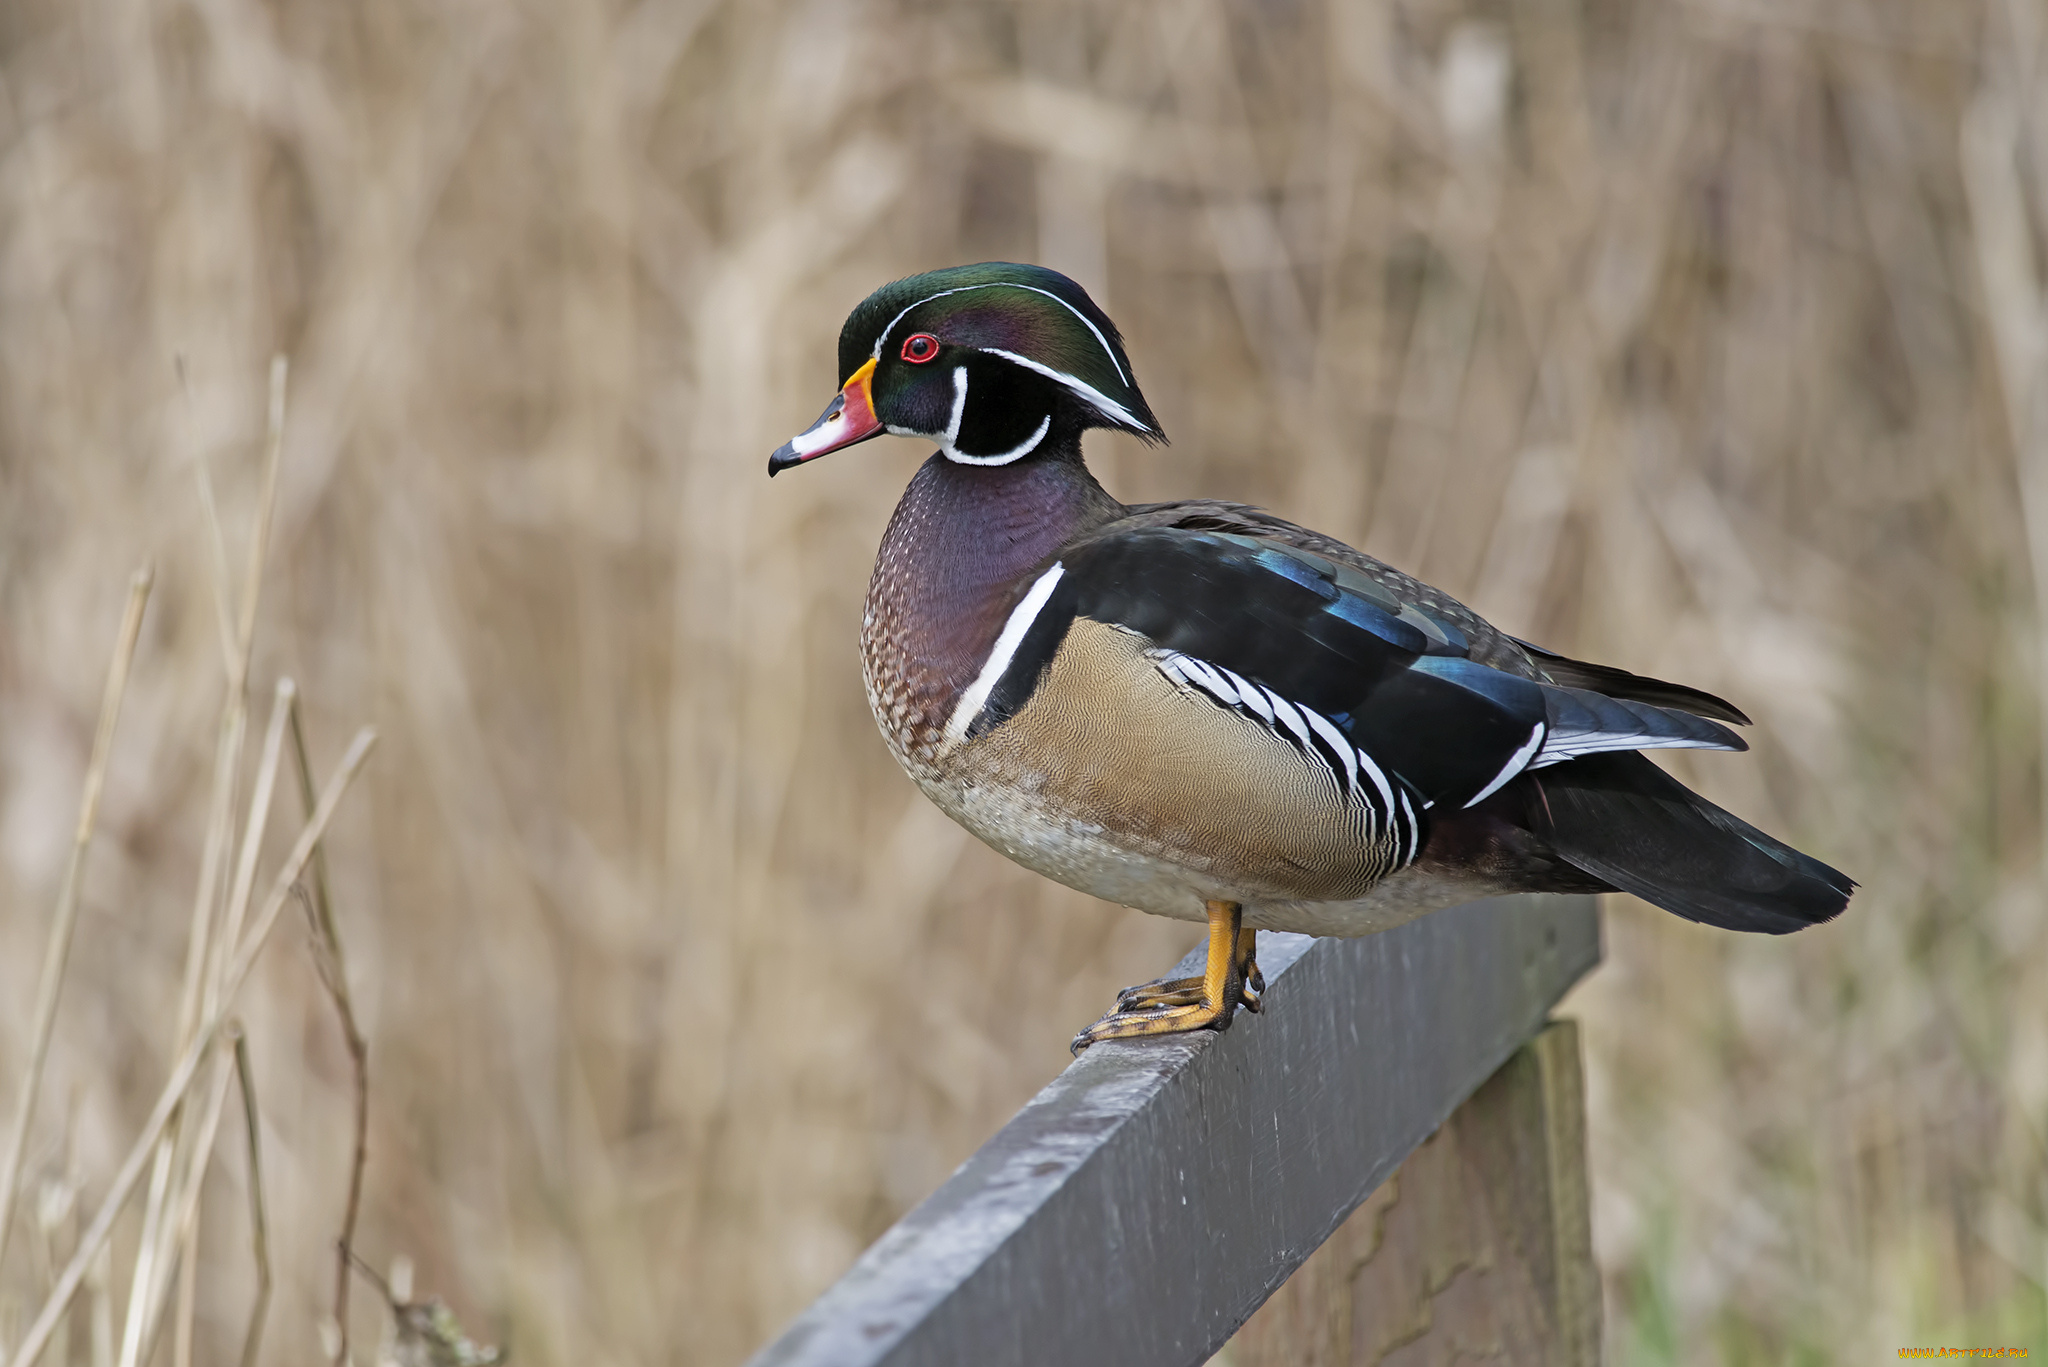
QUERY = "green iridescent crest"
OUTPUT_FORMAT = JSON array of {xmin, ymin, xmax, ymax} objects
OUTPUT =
[{"xmin": 838, "ymin": 263, "xmax": 1165, "ymax": 442}]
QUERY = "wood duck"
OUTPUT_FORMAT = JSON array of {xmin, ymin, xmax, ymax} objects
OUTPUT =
[{"xmin": 769, "ymin": 262, "xmax": 1853, "ymax": 1053}]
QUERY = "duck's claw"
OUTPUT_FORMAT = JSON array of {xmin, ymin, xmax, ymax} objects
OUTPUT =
[
  {"xmin": 1070, "ymin": 995, "xmax": 1238, "ymax": 1053},
  {"xmin": 1243, "ymin": 954, "xmax": 1266, "ymax": 1012},
  {"xmin": 1072, "ymin": 902, "xmax": 1258, "ymax": 1054}
]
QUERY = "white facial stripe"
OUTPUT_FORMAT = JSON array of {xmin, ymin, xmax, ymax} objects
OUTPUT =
[
  {"xmin": 943, "ymin": 563, "xmax": 1067, "ymax": 747},
  {"xmin": 944, "ymin": 366, "xmax": 967, "ymax": 445},
  {"xmin": 981, "ymin": 348, "xmax": 1144, "ymax": 430},
  {"xmin": 1398, "ymin": 788, "xmax": 1419, "ymax": 864},
  {"xmin": 1466, "ymin": 721, "xmax": 1547, "ymax": 808},
  {"xmin": 946, "ymin": 413, "xmax": 1051, "ymax": 467},
  {"xmin": 869, "ymin": 283, "xmax": 1132, "ymax": 387}
]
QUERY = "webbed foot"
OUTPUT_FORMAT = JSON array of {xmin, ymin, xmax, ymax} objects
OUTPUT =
[{"xmin": 1073, "ymin": 904, "xmax": 1258, "ymax": 1053}]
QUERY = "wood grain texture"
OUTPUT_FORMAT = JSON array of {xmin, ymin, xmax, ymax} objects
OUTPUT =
[{"xmin": 1221, "ymin": 1020, "xmax": 1599, "ymax": 1367}]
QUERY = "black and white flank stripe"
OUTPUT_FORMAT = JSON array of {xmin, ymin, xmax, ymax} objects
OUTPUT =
[{"xmin": 1155, "ymin": 651, "xmax": 1423, "ymax": 871}]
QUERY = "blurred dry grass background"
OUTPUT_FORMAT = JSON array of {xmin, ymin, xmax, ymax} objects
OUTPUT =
[{"xmin": 1, "ymin": 0, "xmax": 2045, "ymax": 1361}]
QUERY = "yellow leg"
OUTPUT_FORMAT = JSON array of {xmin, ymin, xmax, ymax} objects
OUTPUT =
[{"xmin": 1072, "ymin": 901, "xmax": 1255, "ymax": 1053}]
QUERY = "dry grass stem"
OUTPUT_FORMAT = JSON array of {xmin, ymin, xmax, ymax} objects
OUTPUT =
[
  {"xmin": 0, "ymin": 567, "xmax": 153, "ymax": 1286},
  {"xmin": 152, "ymin": 1045, "xmax": 240, "ymax": 1367},
  {"xmin": 126, "ymin": 655, "xmax": 244, "ymax": 1367},
  {"xmin": 288, "ymin": 692, "xmax": 368, "ymax": 1362},
  {"xmin": 84, "ymin": 1248, "xmax": 112, "ymax": 1367},
  {"xmin": 216, "ymin": 680, "xmax": 298, "ymax": 1021},
  {"xmin": 169, "ymin": 1257, "xmax": 195, "ymax": 1367},
  {"xmin": 3, "ymin": 727, "xmax": 378, "ymax": 1367},
  {"xmin": 120, "ymin": 677, "xmax": 291, "ymax": 1367},
  {"xmin": 182, "ymin": 357, "xmax": 241, "ymax": 683},
  {"xmin": 113, "ymin": 1148, "xmax": 173, "ymax": 1367},
  {"xmin": 119, "ymin": 355, "xmax": 292, "ymax": 1367},
  {"xmin": 239, "ymin": 357, "xmax": 288, "ymax": 680},
  {"xmin": 229, "ymin": 1027, "xmax": 271, "ymax": 1367}
]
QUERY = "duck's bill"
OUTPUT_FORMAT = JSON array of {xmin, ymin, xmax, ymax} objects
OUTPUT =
[{"xmin": 768, "ymin": 357, "xmax": 882, "ymax": 475}]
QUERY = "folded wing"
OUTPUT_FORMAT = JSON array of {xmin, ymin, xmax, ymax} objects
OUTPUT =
[{"xmin": 963, "ymin": 510, "xmax": 1746, "ymax": 822}]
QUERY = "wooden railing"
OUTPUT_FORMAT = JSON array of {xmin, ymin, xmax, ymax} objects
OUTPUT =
[{"xmin": 745, "ymin": 894, "xmax": 1602, "ymax": 1367}]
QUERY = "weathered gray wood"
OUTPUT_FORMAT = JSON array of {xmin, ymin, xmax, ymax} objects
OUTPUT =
[
  {"xmin": 746, "ymin": 895, "xmax": 1600, "ymax": 1367},
  {"xmin": 1223, "ymin": 1019, "xmax": 1601, "ymax": 1366}
]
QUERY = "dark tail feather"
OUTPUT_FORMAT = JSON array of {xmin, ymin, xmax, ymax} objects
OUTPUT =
[
  {"xmin": 1525, "ymin": 751, "xmax": 1853, "ymax": 934},
  {"xmin": 1513, "ymin": 638, "xmax": 1754, "ymax": 725}
]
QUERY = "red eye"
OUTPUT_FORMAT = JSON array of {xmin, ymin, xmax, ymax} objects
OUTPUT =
[{"xmin": 901, "ymin": 333, "xmax": 940, "ymax": 364}]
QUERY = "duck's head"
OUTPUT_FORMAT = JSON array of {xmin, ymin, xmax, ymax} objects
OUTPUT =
[{"xmin": 768, "ymin": 262, "xmax": 1165, "ymax": 476}]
